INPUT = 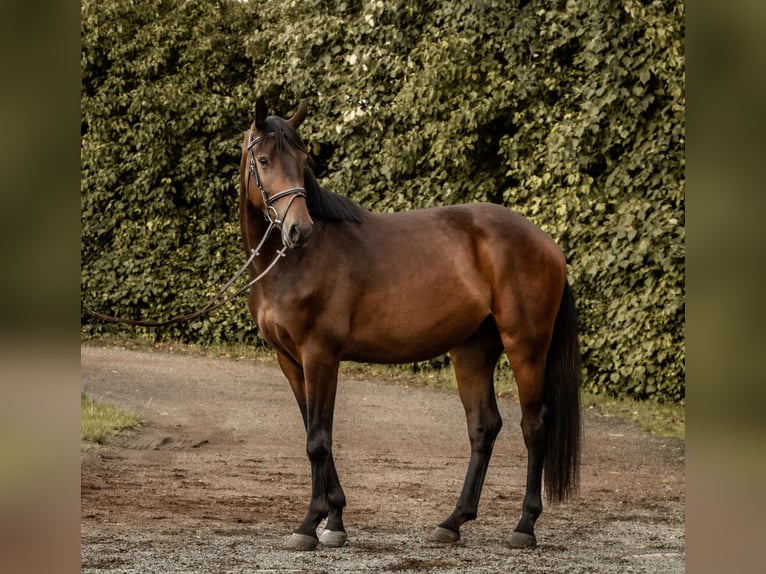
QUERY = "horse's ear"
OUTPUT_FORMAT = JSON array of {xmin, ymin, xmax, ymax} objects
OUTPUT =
[
  {"xmin": 286, "ymin": 100, "xmax": 308, "ymax": 129},
  {"xmin": 255, "ymin": 96, "xmax": 268, "ymax": 131}
]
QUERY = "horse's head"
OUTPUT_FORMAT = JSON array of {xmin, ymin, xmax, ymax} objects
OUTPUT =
[{"xmin": 243, "ymin": 97, "xmax": 314, "ymax": 249}]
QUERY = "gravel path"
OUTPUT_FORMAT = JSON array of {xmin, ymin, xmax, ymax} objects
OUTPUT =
[{"xmin": 81, "ymin": 344, "xmax": 685, "ymax": 573}]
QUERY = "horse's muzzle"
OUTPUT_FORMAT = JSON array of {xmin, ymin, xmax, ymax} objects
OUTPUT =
[{"xmin": 284, "ymin": 221, "xmax": 314, "ymax": 249}]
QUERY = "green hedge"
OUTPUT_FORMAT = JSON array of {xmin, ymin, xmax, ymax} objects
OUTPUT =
[
  {"xmin": 81, "ymin": 0, "xmax": 259, "ymax": 343},
  {"xmin": 81, "ymin": 0, "xmax": 685, "ymax": 402}
]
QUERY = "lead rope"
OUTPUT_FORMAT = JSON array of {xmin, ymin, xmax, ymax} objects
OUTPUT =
[
  {"xmin": 85, "ymin": 129, "xmax": 307, "ymax": 327},
  {"xmin": 83, "ymin": 223, "xmax": 286, "ymax": 328}
]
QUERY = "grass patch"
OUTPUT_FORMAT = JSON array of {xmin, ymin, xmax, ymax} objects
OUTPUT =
[
  {"xmin": 581, "ymin": 392, "xmax": 685, "ymax": 440},
  {"xmin": 81, "ymin": 393, "xmax": 141, "ymax": 448},
  {"xmin": 81, "ymin": 332, "xmax": 269, "ymax": 362},
  {"xmin": 493, "ymin": 364, "xmax": 684, "ymax": 439}
]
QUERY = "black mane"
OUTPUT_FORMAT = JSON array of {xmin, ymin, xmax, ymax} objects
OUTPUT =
[{"xmin": 303, "ymin": 168, "xmax": 368, "ymax": 223}]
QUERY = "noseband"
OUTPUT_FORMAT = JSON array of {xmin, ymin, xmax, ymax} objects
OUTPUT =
[{"xmin": 247, "ymin": 131, "xmax": 308, "ymax": 229}]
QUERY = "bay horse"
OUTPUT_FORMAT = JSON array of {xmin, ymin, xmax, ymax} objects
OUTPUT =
[{"xmin": 240, "ymin": 97, "xmax": 581, "ymax": 550}]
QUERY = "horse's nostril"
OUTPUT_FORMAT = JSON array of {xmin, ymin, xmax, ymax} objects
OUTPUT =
[
  {"xmin": 285, "ymin": 221, "xmax": 313, "ymax": 247},
  {"xmin": 289, "ymin": 224, "xmax": 301, "ymax": 244},
  {"xmin": 286, "ymin": 223, "xmax": 306, "ymax": 245}
]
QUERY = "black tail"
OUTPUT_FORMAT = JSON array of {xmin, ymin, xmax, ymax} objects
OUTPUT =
[{"xmin": 543, "ymin": 280, "xmax": 582, "ymax": 502}]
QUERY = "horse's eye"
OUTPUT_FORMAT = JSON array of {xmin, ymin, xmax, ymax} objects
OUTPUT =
[{"xmin": 258, "ymin": 157, "xmax": 269, "ymax": 167}]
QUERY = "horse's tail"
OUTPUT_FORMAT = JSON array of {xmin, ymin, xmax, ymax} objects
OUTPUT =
[{"xmin": 543, "ymin": 279, "xmax": 582, "ymax": 502}]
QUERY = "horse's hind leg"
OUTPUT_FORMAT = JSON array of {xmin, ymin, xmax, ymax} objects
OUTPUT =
[
  {"xmin": 504, "ymin": 353, "xmax": 548, "ymax": 548},
  {"xmin": 429, "ymin": 318, "xmax": 504, "ymax": 544}
]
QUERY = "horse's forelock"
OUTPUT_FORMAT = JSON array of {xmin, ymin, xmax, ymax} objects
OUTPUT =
[{"xmin": 255, "ymin": 116, "xmax": 307, "ymax": 161}]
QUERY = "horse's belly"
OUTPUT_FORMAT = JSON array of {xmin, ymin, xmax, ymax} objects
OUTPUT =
[
  {"xmin": 344, "ymin": 332, "xmax": 481, "ymax": 364},
  {"xmin": 343, "ymin": 287, "xmax": 489, "ymax": 364}
]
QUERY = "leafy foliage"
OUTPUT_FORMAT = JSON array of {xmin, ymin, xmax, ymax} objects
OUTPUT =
[
  {"xmin": 81, "ymin": 0, "xmax": 260, "ymax": 343},
  {"xmin": 81, "ymin": 0, "xmax": 685, "ymax": 402}
]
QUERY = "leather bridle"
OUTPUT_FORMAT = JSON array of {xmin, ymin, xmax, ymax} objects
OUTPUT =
[
  {"xmin": 246, "ymin": 130, "xmax": 308, "ymax": 229},
  {"xmin": 81, "ymin": 131, "xmax": 309, "ymax": 328}
]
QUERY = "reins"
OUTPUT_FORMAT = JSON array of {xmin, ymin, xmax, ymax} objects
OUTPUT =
[
  {"xmin": 84, "ymin": 129, "xmax": 307, "ymax": 329},
  {"xmin": 82, "ymin": 225, "xmax": 286, "ymax": 328}
]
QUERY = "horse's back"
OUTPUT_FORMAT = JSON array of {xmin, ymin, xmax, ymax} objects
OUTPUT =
[{"xmin": 370, "ymin": 202, "xmax": 566, "ymax": 292}]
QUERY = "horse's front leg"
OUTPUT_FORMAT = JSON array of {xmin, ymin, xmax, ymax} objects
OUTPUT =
[{"xmin": 280, "ymin": 351, "xmax": 347, "ymax": 551}]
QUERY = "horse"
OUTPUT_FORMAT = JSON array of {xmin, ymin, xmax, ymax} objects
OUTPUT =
[{"xmin": 240, "ymin": 97, "xmax": 582, "ymax": 551}]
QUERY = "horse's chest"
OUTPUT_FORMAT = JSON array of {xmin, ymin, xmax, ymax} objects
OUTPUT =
[
  {"xmin": 254, "ymin": 297, "xmax": 307, "ymax": 351},
  {"xmin": 255, "ymin": 303, "xmax": 284, "ymax": 336}
]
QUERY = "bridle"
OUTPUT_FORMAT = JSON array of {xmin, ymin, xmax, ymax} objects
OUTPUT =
[
  {"xmin": 246, "ymin": 130, "xmax": 308, "ymax": 230},
  {"xmin": 81, "ymin": 131, "xmax": 310, "ymax": 328}
]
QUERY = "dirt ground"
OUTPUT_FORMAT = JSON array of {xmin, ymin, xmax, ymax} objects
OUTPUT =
[{"xmin": 80, "ymin": 344, "xmax": 685, "ymax": 573}]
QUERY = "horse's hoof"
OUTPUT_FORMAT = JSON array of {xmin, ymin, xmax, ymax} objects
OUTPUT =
[
  {"xmin": 428, "ymin": 526, "xmax": 460, "ymax": 544},
  {"xmin": 508, "ymin": 531, "xmax": 537, "ymax": 548},
  {"xmin": 285, "ymin": 533, "xmax": 318, "ymax": 551},
  {"xmin": 319, "ymin": 529, "xmax": 348, "ymax": 547}
]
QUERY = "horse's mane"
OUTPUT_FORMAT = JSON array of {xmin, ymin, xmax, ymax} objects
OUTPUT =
[
  {"xmin": 303, "ymin": 168, "xmax": 368, "ymax": 223},
  {"xmin": 256, "ymin": 115, "xmax": 368, "ymax": 224}
]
